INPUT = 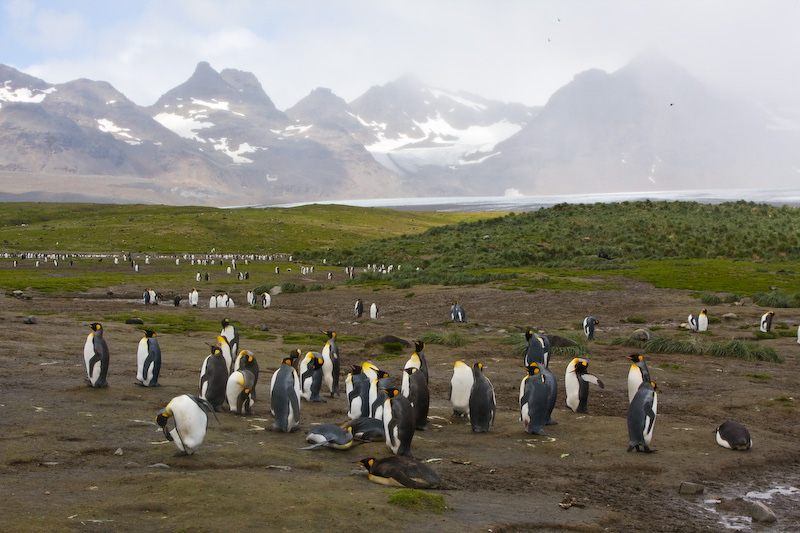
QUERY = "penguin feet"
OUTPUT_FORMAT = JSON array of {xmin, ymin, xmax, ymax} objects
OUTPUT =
[
  {"xmin": 546, "ymin": 419, "xmax": 558, "ymax": 426},
  {"xmin": 173, "ymin": 450, "xmax": 189, "ymax": 457}
]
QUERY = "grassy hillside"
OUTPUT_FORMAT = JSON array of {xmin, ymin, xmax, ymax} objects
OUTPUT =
[
  {"xmin": 0, "ymin": 203, "xmax": 488, "ymax": 254},
  {"xmin": 2, "ymin": 200, "xmax": 800, "ymax": 298}
]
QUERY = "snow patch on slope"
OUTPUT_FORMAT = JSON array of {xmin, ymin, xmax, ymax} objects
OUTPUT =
[
  {"xmin": 153, "ymin": 112, "xmax": 213, "ymax": 141},
  {"xmin": 96, "ymin": 118, "xmax": 143, "ymax": 145},
  {"xmin": 0, "ymin": 83, "xmax": 55, "ymax": 106}
]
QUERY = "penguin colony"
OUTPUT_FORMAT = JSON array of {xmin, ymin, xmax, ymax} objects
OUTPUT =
[{"xmin": 75, "ymin": 267, "xmax": 765, "ymax": 490}]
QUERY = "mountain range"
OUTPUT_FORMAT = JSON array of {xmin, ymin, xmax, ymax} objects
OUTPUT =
[{"xmin": 1, "ymin": 52, "xmax": 797, "ymax": 206}]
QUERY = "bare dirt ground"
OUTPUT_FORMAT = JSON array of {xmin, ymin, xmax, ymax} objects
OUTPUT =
[{"xmin": 1, "ymin": 264, "xmax": 799, "ymax": 532}]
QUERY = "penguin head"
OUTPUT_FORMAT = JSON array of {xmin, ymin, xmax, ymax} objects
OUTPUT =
[
  {"xmin": 382, "ymin": 387, "xmax": 401, "ymax": 398},
  {"xmin": 324, "ymin": 330, "xmax": 335, "ymax": 339},
  {"xmin": 350, "ymin": 364, "xmax": 363, "ymax": 374},
  {"xmin": 240, "ymin": 350, "xmax": 253, "ymax": 362},
  {"xmin": 473, "ymin": 362, "xmax": 483, "ymax": 372},
  {"xmin": 525, "ymin": 329, "xmax": 534, "ymax": 342},
  {"xmin": 404, "ymin": 367, "xmax": 417, "ymax": 376},
  {"xmin": 523, "ymin": 363, "xmax": 540, "ymax": 375},
  {"xmin": 89, "ymin": 323, "xmax": 102, "ymax": 332},
  {"xmin": 142, "ymin": 329, "xmax": 156, "ymax": 338},
  {"xmin": 155, "ymin": 407, "xmax": 174, "ymax": 441},
  {"xmin": 701, "ymin": 308, "xmax": 707, "ymax": 314},
  {"xmin": 626, "ymin": 354, "xmax": 643, "ymax": 363},
  {"xmin": 650, "ymin": 381, "xmax": 660, "ymax": 392},
  {"xmin": 576, "ymin": 359, "xmax": 589, "ymax": 371},
  {"xmin": 280, "ymin": 356, "xmax": 294, "ymax": 366},
  {"xmin": 221, "ymin": 318, "xmax": 231, "ymax": 328},
  {"xmin": 290, "ymin": 348, "xmax": 302, "ymax": 361},
  {"xmin": 413, "ymin": 340, "xmax": 425, "ymax": 353},
  {"xmin": 210, "ymin": 346, "xmax": 222, "ymax": 356},
  {"xmin": 377, "ymin": 370, "xmax": 389, "ymax": 379},
  {"xmin": 359, "ymin": 458, "xmax": 375, "ymax": 471},
  {"xmin": 217, "ymin": 335, "xmax": 229, "ymax": 347}
]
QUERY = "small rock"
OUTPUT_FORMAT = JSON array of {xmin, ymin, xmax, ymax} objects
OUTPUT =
[
  {"xmin": 123, "ymin": 462, "xmax": 142, "ymax": 468},
  {"xmin": 44, "ymin": 490, "xmax": 50, "ymax": 495},
  {"xmin": 721, "ymin": 313, "xmax": 739, "ymax": 319},
  {"xmin": 738, "ymin": 297, "xmax": 753, "ymax": 306},
  {"xmin": 23, "ymin": 316, "xmax": 37, "ymax": 325},
  {"xmin": 259, "ymin": 324, "xmax": 270, "ymax": 331},
  {"xmin": 125, "ymin": 318, "xmax": 145, "ymax": 325},
  {"xmin": 678, "ymin": 482, "xmax": 705, "ymax": 495},
  {"xmin": 269, "ymin": 286, "xmax": 282, "ymax": 296},
  {"xmin": 365, "ymin": 334, "xmax": 411, "ymax": 347},
  {"xmin": 114, "ymin": 448, "xmax": 123, "ymax": 456},
  {"xmin": 631, "ymin": 328, "xmax": 653, "ymax": 342},
  {"xmin": 147, "ymin": 463, "xmax": 170, "ymax": 469},
  {"xmin": 750, "ymin": 501, "xmax": 777, "ymax": 523}
]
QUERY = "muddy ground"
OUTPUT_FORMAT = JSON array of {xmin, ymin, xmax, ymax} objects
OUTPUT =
[{"xmin": 1, "ymin": 262, "xmax": 799, "ymax": 532}]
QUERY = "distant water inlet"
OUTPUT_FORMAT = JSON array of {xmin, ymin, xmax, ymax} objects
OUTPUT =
[{"xmin": 264, "ymin": 188, "xmax": 800, "ymax": 212}]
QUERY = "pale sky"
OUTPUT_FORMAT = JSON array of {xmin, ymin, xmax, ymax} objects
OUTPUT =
[{"xmin": 2, "ymin": 0, "xmax": 798, "ymax": 110}]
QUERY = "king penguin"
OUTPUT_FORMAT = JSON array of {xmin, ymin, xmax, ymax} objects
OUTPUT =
[
  {"xmin": 300, "ymin": 424, "xmax": 354, "ymax": 450},
  {"xmin": 519, "ymin": 363, "xmax": 550, "ymax": 435},
  {"xmin": 468, "ymin": 363, "xmax": 496, "ymax": 433},
  {"xmin": 199, "ymin": 345, "xmax": 228, "ymax": 411},
  {"xmin": 321, "ymin": 331, "xmax": 340, "ymax": 397},
  {"xmin": 583, "ymin": 317, "xmax": 599, "ymax": 340},
  {"xmin": 450, "ymin": 301, "xmax": 467, "ymax": 323},
  {"xmin": 261, "ymin": 292, "xmax": 271, "ymax": 308},
  {"xmin": 382, "ymin": 387, "xmax": 416, "ymax": 456},
  {"xmin": 354, "ymin": 299, "xmax": 363, "ymax": 318},
  {"xmin": 368, "ymin": 370, "xmax": 392, "ymax": 420},
  {"xmin": 299, "ymin": 352, "xmax": 326, "ymax": 402},
  {"xmin": 687, "ymin": 314, "xmax": 699, "ymax": 332},
  {"xmin": 564, "ymin": 358, "xmax": 604, "ymax": 413},
  {"xmin": 627, "ymin": 354, "xmax": 651, "ymax": 404},
  {"xmin": 760, "ymin": 311, "xmax": 775, "ymax": 333},
  {"xmin": 220, "ymin": 318, "xmax": 239, "ymax": 369},
  {"xmin": 216, "ymin": 335, "xmax": 234, "ymax": 376},
  {"xmin": 136, "ymin": 329, "xmax": 161, "ymax": 387},
  {"xmin": 627, "ymin": 381, "xmax": 659, "ymax": 452},
  {"xmin": 346, "ymin": 364, "xmax": 373, "ymax": 420},
  {"xmin": 524, "ymin": 329, "xmax": 549, "ymax": 368},
  {"xmin": 226, "ymin": 368, "xmax": 255, "ymax": 415},
  {"xmin": 449, "ymin": 360, "xmax": 474, "ymax": 417},
  {"xmin": 189, "ymin": 288, "xmax": 199, "ymax": 307},
  {"xmin": 698, "ymin": 308, "xmax": 709, "ymax": 332},
  {"xmin": 233, "ymin": 350, "xmax": 259, "ymax": 400},
  {"xmin": 359, "ymin": 456, "xmax": 444, "ymax": 489},
  {"xmin": 402, "ymin": 367, "xmax": 430, "ymax": 430},
  {"xmin": 404, "ymin": 340, "xmax": 429, "ymax": 382},
  {"xmin": 370, "ymin": 302, "xmax": 379, "ymax": 319},
  {"xmin": 269, "ymin": 356, "xmax": 301, "ymax": 432},
  {"xmin": 715, "ymin": 420, "xmax": 752, "ymax": 451},
  {"xmin": 156, "ymin": 394, "xmax": 219, "ymax": 456},
  {"xmin": 83, "ymin": 323, "xmax": 109, "ymax": 388}
]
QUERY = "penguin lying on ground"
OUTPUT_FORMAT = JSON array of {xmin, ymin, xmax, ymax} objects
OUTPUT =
[
  {"xmin": 359, "ymin": 456, "xmax": 447, "ymax": 489},
  {"xmin": 715, "ymin": 420, "xmax": 752, "ymax": 451},
  {"xmin": 341, "ymin": 417, "xmax": 385, "ymax": 441},
  {"xmin": 300, "ymin": 424, "xmax": 354, "ymax": 450}
]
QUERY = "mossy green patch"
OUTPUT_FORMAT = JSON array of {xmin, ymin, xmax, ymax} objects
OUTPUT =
[{"xmin": 386, "ymin": 489, "xmax": 447, "ymax": 514}]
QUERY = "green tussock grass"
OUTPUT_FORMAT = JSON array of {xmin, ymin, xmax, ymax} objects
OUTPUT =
[
  {"xmin": 742, "ymin": 373, "xmax": 772, "ymax": 380},
  {"xmin": 501, "ymin": 332, "xmax": 591, "ymax": 358},
  {"xmin": 752, "ymin": 290, "xmax": 800, "ymax": 308},
  {"xmin": 611, "ymin": 336, "xmax": 783, "ymax": 362},
  {"xmin": 417, "ymin": 331, "xmax": 467, "ymax": 347},
  {"xmin": 106, "ymin": 312, "xmax": 222, "ymax": 335},
  {"xmin": 386, "ymin": 489, "xmax": 447, "ymax": 514}
]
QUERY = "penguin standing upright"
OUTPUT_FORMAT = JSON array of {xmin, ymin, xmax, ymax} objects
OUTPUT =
[
  {"xmin": 83, "ymin": 323, "xmax": 109, "ymax": 388},
  {"xmin": 519, "ymin": 363, "xmax": 550, "ymax": 435},
  {"xmin": 687, "ymin": 314, "xmax": 699, "ymax": 332},
  {"xmin": 269, "ymin": 356, "xmax": 301, "ymax": 432},
  {"xmin": 368, "ymin": 370, "xmax": 392, "ymax": 420},
  {"xmin": 199, "ymin": 346, "xmax": 228, "ymax": 410},
  {"xmin": 220, "ymin": 318, "xmax": 239, "ymax": 368},
  {"xmin": 715, "ymin": 420, "xmax": 752, "ymax": 451},
  {"xmin": 450, "ymin": 301, "xmax": 467, "ymax": 322},
  {"xmin": 583, "ymin": 317, "xmax": 599, "ymax": 340},
  {"xmin": 524, "ymin": 329, "xmax": 548, "ymax": 368},
  {"xmin": 261, "ymin": 292, "xmax": 271, "ymax": 308},
  {"xmin": 627, "ymin": 381, "xmax": 658, "ymax": 452},
  {"xmin": 321, "ymin": 331, "xmax": 340, "ymax": 397},
  {"xmin": 233, "ymin": 350, "xmax": 259, "ymax": 400},
  {"xmin": 449, "ymin": 360, "xmax": 474, "ymax": 417},
  {"xmin": 404, "ymin": 340, "xmax": 429, "ymax": 382},
  {"xmin": 698, "ymin": 308, "xmax": 709, "ymax": 332},
  {"xmin": 246, "ymin": 290, "xmax": 255, "ymax": 306},
  {"xmin": 627, "ymin": 354, "xmax": 651, "ymax": 404},
  {"xmin": 370, "ymin": 302, "xmax": 379, "ymax": 319},
  {"xmin": 226, "ymin": 369, "xmax": 255, "ymax": 415},
  {"xmin": 797, "ymin": 324, "xmax": 800, "ymax": 344},
  {"xmin": 382, "ymin": 387, "xmax": 416, "ymax": 456},
  {"xmin": 468, "ymin": 363, "xmax": 496, "ymax": 433},
  {"xmin": 299, "ymin": 352, "xmax": 326, "ymax": 402},
  {"xmin": 760, "ymin": 311, "xmax": 775, "ymax": 333},
  {"xmin": 354, "ymin": 299, "xmax": 363, "ymax": 318},
  {"xmin": 156, "ymin": 394, "xmax": 218, "ymax": 456},
  {"xmin": 189, "ymin": 288, "xmax": 199, "ymax": 307},
  {"xmin": 564, "ymin": 358, "xmax": 604, "ymax": 413},
  {"xmin": 136, "ymin": 329, "xmax": 161, "ymax": 387},
  {"xmin": 402, "ymin": 367, "xmax": 430, "ymax": 430}
]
